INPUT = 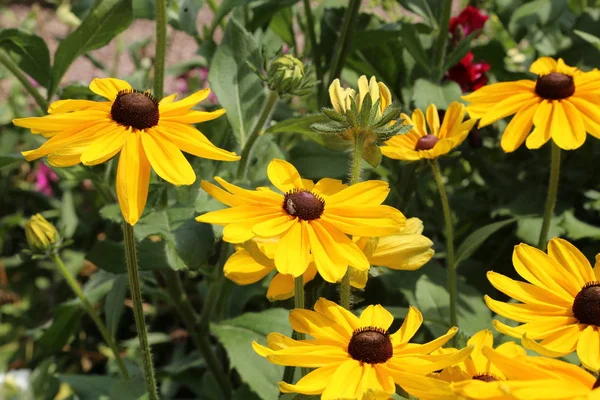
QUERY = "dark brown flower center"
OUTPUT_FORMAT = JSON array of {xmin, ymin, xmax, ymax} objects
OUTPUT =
[
  {"xmin": 283, "ymin": 189, "xmax": 325, "ymax": 221},
  {"xmin": 111, "ymin": 89, "xmax": 159, "ymax": 129},
  {"xmin": 572, "ymin": 282, "xmax": 600, "ymax": 326},
  {"xmin": 347, "ymin": 327, "xmax": 393, "ymax": 364},
  {"xmin": 535, "ymin": 72, "xmax": 575, "ymax": 100},
  {"xmin": 472, "ymin": 373, "xmax": 499, "ymax": 382},
  {"xmin": 415, "ymin": 134, "xmax": 439, "ymax": 150}
]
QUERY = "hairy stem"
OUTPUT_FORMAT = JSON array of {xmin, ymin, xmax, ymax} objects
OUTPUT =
[{"xmin": 153, "ymin": 0, "xmax": 168, "ymax": 99}]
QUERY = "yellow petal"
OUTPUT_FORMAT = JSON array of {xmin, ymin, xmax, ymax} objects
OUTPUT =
[
  {"xmin": 370, "ymin": 233, "xmax": 433, "ymax": 270},
  {"xmin": 479, "ymin": 91, "xmax": 538, "ymax": 127},
  {"xmin": 48, "ymin": 99, "xmax": 111, "ymax": 114},
  {"xmin": 426, "ymin": 103, "xmax": 440, "ymax": 136},
  {"xmin": 530, "ymin": 57, "xmax": 558, "ymax": 76},
  {"xmin": 223, "ymin": 248, "xmax": 273, "ymax": 285},
  {"xmin": 328, "ymin": 79, "xmax": 345, "ymax": 113},
  {"xmin": 378, "ymin": 82, "xmax": 392, "ymax": 112},
  {"xmin": 547, "ymin": 238, "xmax": 595, "ymax": 286},
  {"xmin": 312, "ymin": 178, "xmax": 346, "ymax": 197},
  {"xmin": 289, "ymin": 308, "xmax": 350, "ymax": 344},
  {"xmin": 356, "ymin": 75, "xmax": 369, "ymax": 112},
  {"xmin": 577, "ymin": 325, "xmax": 600, "ymax": 372},
  {"xmin": 551, "ymin": 100, "xmax": 586, "ymax": 150},
  {"xmin": 493, "ymin": 317, "xmax": 579, "ymax": 340},
  {"xmin": 161, "ymin": 108, "xmax": 226, "ymax": 124},
  {"xmin": 266, "ymin": 272, "xmax": 294, "ymax": 301},
  {"xmin": 390, "ymin": 306, "xmax": 423, "ymax": 346},
  {"xmin": 252, "ymin": 214, "xmax": 296, "ymax": 237},
  {"xmin": 321, "ymin": 359, "xmax": 364, "ymax": 400},
  {"xmin": 13, "ymin": 110, "xmax": 109, "ymax": 135},
  {"xmin": 500, "ymin": 98, "xmax": 539, "ymax": 152},
  {"xmin": 274, "ymin": 220, "xmax": 310, "ymax": 277},
  {"xmin": 326, "ymin": 180, "xmax": 390, "ymax": 207},
  {"xmin": 567, "ymin": 96, "xmax": 600, "ymax": 138},
  {"xmin": 279, "ymin": 362, "xmax": 340, "ymax": 395},
  {"xmin": 158, "ymin": 88, "xmax": 210, "ymax": 115},
  {"xmin": 267, "ymin": 158, "xmax": 304, "ymax": 192},
  {"xmin": 486, "ymin": 271, "xmax": 571, "ymax": 307},
  {"xmin": 141, "ymin": 130, "xmax": 196, "ymax": 185},
  {"xmin": 80, "ymin": 125, "xmax": 130, "ymax": 166},
  {"xmin": 89, "ymin": 77, "xmax": 132, "ymax": 100},
  {"xmin": 484, "ymin": 295, "xmax": 570, "ymax": 322},
  {"xmin": 154, "ymin": 122, "xmax": 240, "ymax": 161},
  {"xmin": 116, "ymin": 133, "xmax": 151, "ymax": 225},
  {"xmin": 358, "ymin": 304, "xmax": 394, "ymax": 331},
  {"xmin": 526, "ymin": 99, "xmax": 553, "ymax": 149},
  {"xmin": 313, "ymin": 297, "xmax": 360, "ymax": 335},
  {"xmin": 411, "ymin": 108, "xmax": 428, "ymax": 136}
]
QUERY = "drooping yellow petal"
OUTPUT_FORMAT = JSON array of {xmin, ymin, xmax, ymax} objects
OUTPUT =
[
  {"xmin": 116, "ymin": 133, "xmax": 151, "ymax": 225},
  {"xmin": 80, "ymin": 125, "xmax": 131, "ymax": 165},
  {"xmin": 89, "ymin": 77, "xmax": 132, "ymax": 100},
  {"xmin": 274, "ymin": 220, "xmax": 310, "ymax": 277},
  {"xmin": 526, "ymin": 99, "xmax": 553, "ymax": 149},
  {"xmin": 369, "ymin": 233, "xmax": 434, "ymax": 270},
  {"xmin": 484, "ymin": 295, "xmax": 570, "ymax": 322},
  {"xmin": 223, "ymin": 248, "xmax": 273, "ymax": 285},
  {"xmin": 141, "ymin": 130, "xmax": 196, "ymax": 185},
  {"xmin": 321, "ymin": 359, "xmax": 365, "ymax": 400},
  {"xmin": 551, "ymin": 100, "xmax": 586, "ymax": 150},
  {"xmin": 279, "ymin": 362, "xmax": 340, "ymax": 395},
  {"xmin": 500, "ymin": 98, "xmax": 539, "ymax": 152},
  {"xmin": 577, "ymin": 325, "xmax": 600, "ymax": 372}
]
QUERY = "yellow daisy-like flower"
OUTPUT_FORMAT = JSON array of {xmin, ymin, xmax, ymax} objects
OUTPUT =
[
  {"xmin": 13, "ymin": 78, "xmax": 240, "ymax": 225},
  {"xmin": 485, "ymin": 238, "xmax": 600, "ymax": 371},
  {"xmin": 196, "ymin": 159, "xmax": 406, "ymax": 283},
  {"xmin": 252, "ymin": 298, "xmax": 472, "ymax": 400},
  {"xmin": 430, "ymin": 329, "xmax": 527, "ymax": 400},
  {"xmin": 225, "ymin": 218, "xmax": 433, "ymax": 300},
  {"xmin": 380, "ymin": 102, "xmax": 476, "ymax": 161},
  {"xmin": 454, "ymin": 346, "xmax": 600, "ymax": 400},
  {"xmin": 462, "ymin": 57, "xmax": 600, "ymax": 152},
  {"xmin": 329, "ymin": 75, "xmax": 391, "ymax": 116}
]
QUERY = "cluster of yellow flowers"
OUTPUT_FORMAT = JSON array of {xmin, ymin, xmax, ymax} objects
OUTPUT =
[{"xmin": 13, "ymin": 56, "xmax": 600, "ymax": 399}]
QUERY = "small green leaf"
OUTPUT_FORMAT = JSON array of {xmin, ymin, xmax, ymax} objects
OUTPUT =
[
  {"xmin": 169, "ymin": 0, "xmax": 204, "ymax": 35},
  {"xmin": 50, "ymin": 0, "xmax": 133, "ymax": 96},
  {"xmin": 58, "ymin": 374, "xmax": 119, "ymax": 399},
  {"xmin": 37, "ymin": 303, "xmax": 84, "ymax": 356},
  {"xmin": 104, "ymin": 274, "xmax": 127, "ymax": 337},
  {"xmin": 0, "ymin": 154, "xmax": 23, "ymax": 171},
  {"xmin": 209, "ymin": 0, "xmax": 258, "ymax": 36},
  {"xmin": 400, "ymin": 25, "xmax": 432, "ymax": 74},
  {"xmin": 412, "ymin": 79, "xmax": 462, "ymax": 111},
  {"xmin": 321, "ymin": 107, "xmax": 345, "ymax": 123},
  {"xmin": 455, "ymin": 217, "xmax": 520, "ymax": 268},
  {"xmin": 0, "ymin": 29, "xmax": 51, "ymax": 88},
  {"xmin": 86, "ymin": 239, "xmax": 170, "ymax": 274},
  {"xmin": 443, "ymin": 30, "xmax": 481, "ymax": 71},
  {"xmin": 362, "ymin": 142, "xmax": 382, "ymax": 168},
  {"xmin": 212, "ymin": 308, "xmax": 291, "ymax": 400},
  {"xmin": 574, "ymin": 30, "xmax": 600, "ymax": 51}
]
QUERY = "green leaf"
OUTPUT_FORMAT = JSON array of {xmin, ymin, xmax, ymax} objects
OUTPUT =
[
  {"xmin": 574, "ymin": 30, "xmax": 600, "ymax": 51},
  {"xmin": 561, "ymin": 210, "xmax": 600, "ymax": 240},
  {"xmin": 212, "ymin": 308, "xmax": 292, "ymax": 400},
  {"xmin": 266, "ymin": 114, "xmax": 352, "ymax": 152},
  {"xmin": 455, "ymin": 217, "xmax": 520, "ymax": 268},
  {"xmin": 400, "ymin": 25, "xmax": 432, "ymax": 74},
  {"xmin": 208, "ymin": 18, "xmax": 265, "ymax": 146},
  {"xmin": 50, "ymin": 0, "xmax": 133, "ymax": 96},
  {"xmin": 0, "ymin": 29, "xmax": 51, "ymax": 88},
  {"xmin": 86, "ymin": 239, "xmax": 170, "ymax": 274},
  {"xmin": 443, "ymin": 30, "xmax": 481, "ymax": 71},
  {"xmin": 412, "ymin": 79, "xmax": 462, "ymax": 110},
  {"xmin": 209, "ymin": 0, "xmax": 258, "ymax": 36},
  {"xmin": 362, "ymin": 142, "xmax": 382, "ymax": 168},
  {"xmin": 108, "ymin": 377, "xmax": 148, "ymax": 400},
  {"xmin": 104, "ymin": 274, "xmax": 127, "ymax": 337},
  {"xmin": 397, "ymin": 0, "xmax": 438, "ymax": 27},
  {"xmin": 37, "ymin": 303, "xmax": 84, "ymax": 356},
  {"xmin": 247, "ymin": 0, "xmax": 299, "ymax": 32},
  {"xmin": 58, "ymin": 374, "xmax": 118, "ymax": 399},
  {"xmin": 169, "ymin": 0, "xmax": 204, "ymax": 35},
  {"xmin": 0, "ymin": 154, "xmax": 23, "ymax": 171},
  {"xmin": 60, "ymin": 189, "xmax": 79, "ymax": 239}
]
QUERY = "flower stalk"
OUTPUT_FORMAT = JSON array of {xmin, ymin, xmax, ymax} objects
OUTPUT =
[
  {"xmin": 432, "ymin": 0, "xmax": 453, "ymax": 82},
  {"xmin": 153, "ymin": 0, "xmax": 168, "ymax": 99},
  {"xmin": 51, "ymin": 253, "xmax": 130, "ymax": 380},
  {"xmin": 340, "ymin": 133, "xmax": 365, "ymax": 310},
  {"xmin": 122, "ymin": 223, "xmax": 158, "ymax": 399},
  {"xmin": 236, "ymin": 90, "xmax": 279, "ymax": 180},
  {"xmin": 0, "ymin": 49, "xmax": 48, "ymax": 113},
  {"xmin": 538, "ymin": 141, "xmax": 561, "ymax": 249},
  {"xmin": 430, "ymin": 159, "xmax": 458, "ymax": 330}
]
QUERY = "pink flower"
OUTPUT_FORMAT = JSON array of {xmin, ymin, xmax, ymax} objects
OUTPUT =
[
  {"xmin": 446, "ymin": 51, "xmax": 491, "ymax": 93},
  {"xmin": 35, "ymin": 163, "xmax": 58, "ymax": 196},
  {"xmin": 449, "ymin": 6, "xmax": 488, "ymax": 40}
]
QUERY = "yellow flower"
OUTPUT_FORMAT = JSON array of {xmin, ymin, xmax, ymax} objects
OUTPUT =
[
  {"xmin": 380, "ymin": 102, "xmax": 476, "ymax": 161},
  {"xmin": 453, "ymin": 346, "xmax": 600, "ymax": 400},
  {"xmin": 252, "ymin": 298, "xmax": 472, "ymax": 400},
  {"xmin": 329, "ymin": 75, "xmax": 391, "ymax": 116},
  {"xmin": 225, "ymin": 218, "xmax": 433, "ymax": 299},
  {"xmin": 25, "ymin": 214, "xmax": 60, "ymax": 252},
  {"xmin": 196, "ymin": 159, "xmax": 405, "ymax": 283},
  {"xmin": 428, "ymin": 329, "xmax": 527, "ymax": 400},
  {"xmin": 462, "ymin": 57, "xmax": 600, "ymax": 152},
  {"xmin": 13, "ymin": 78, "xmax": 239, "ymax": 225},
  {"xmin": 485, "ymin": 238, "xmax": 600, "ymax": 371}
]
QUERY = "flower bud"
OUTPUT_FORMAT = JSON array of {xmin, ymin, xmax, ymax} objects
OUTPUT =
[
  {"xmin": 25, "ymin": 214, "xmax": 59, "ymax": 253},
  {"xmin": 267, "ymin": 55, "xmax": 313, "ymax": 97}
]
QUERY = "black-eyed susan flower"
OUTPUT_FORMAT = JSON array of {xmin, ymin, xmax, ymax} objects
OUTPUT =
[
  {"xmin": 225, "ymin": 218, "xmax": 433, "ymax": 299},
  {"xmin": 196, "ymin": 159, "xmax": 405, "ymax": 283},
  {"xmin": 13, "ymin": 78, "xmax": 240, "ymax": 225},
  {"xmin": 252, "ymin": 298, "xmax": 472, "ymax": 400},
  {"xmin": 380, "ymin": 102, "xmax": 476, "ymax": 161},
  {"xmin": 485, "ymin": 238, "xmax": 600, "ymax": 372},
  {"xmin": 454, "ymin": 346, "xmax": 600, "ymax": 400},
  {"xmin": 427, "ymin": 329, "xmax": 527, "ymax": 399},
  {"xmin": 462, "ymin": 57, "xmax": 600, "ymax": 152},
  {"xmin": 24, "ymin": 214, "xmax": 60, "ymax": 253}
]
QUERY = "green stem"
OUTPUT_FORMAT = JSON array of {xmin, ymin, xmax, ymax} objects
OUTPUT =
[
  {"xmin": 0, "ymin": 49, "xmax": 48, "ymax": 113},
  {"xmin": 154, "ymin": 0, "xmax": 168, "ymax": 99},
  {"xmin": 537, "ymin": 142, "xmax": 561, "ymax": 249},
  {"xmin": 160, "ymin": 270, "xmax": 232, "ymax": 399},
  {"xmin": 431, "ymin": 0, "xmax": 452, "ymax": 82},
  {"xmin": 51, "ymin": 254, "xmax": 130, "ymax": 380},
  {"xmin": 339, "ymin": 133, "xmax": 364, "ymax": 310},
  {"xmin": 122, "ymin": 223, "xmax": 158, "ymax": 399},
  {"xmin": 206, "ymin": 0, "xmax": 219, "ymax": 12},
  {"xmin": 430, "ymin": 159, "xmax": 457, "ymax": 329},
  {"xmin": 236, "ymin": 90, "xmax": 279, "ymax": 180},
  {"xmin": 302, "ymin": 0, "xmax": 323, "ymax": 102},
  {"xmin": 293, "ymin": 276, "xmax": 305, "ymax": 341}
]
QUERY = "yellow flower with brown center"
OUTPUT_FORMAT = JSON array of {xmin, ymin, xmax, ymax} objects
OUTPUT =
[
  {"xmin": 427, "ymin": 329, "xmax": 527, "ymax": 400},
  {"xmin": 196, "ymin": 159, "xmax": 406, "ymax": 283},
  {"xmin": 485, "ymin": 238, "xmax": 600, "ymax": 372},
  {"xmin": 462, "ymin": 57, "xmax": 600, "ymax": 152},
  {"xmin": 225, "ymin": 218, "xmax": 433, "ymax": 300},
  {"xmin": 252, "ymin": 298, "xmax": 472, "ymax": 400},
  {"xmin": 329, "ymin": 75, "xmax": 392, "ymax": 117},
  {"xmin": 13, "ymin": 78, "xmax": 240, "ymax": 225},
  {"xmin": 453, "ymin": 346, "xmax": 600, "ymax": 400},
  {"xmin": 380, "ymin": 102, "xmax": 476, "ymax": 161}
]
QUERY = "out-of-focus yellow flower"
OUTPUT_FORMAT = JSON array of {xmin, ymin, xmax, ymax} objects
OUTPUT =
[
  {"xmin": 381, "ymin": 102, "xmax": 476, "ymax": 161},
  {"xmin": 253, "ymin": 298, "xmax": 472, "ymax": 400},
  {"xmin": 485, "ymin": 238, "xmax": 600, "ymax": 372},
  {"xmin": 25, "ymin": 214, "xmax": 60, "ymax": 252},
  {"xmin": 462, "ymin": 57, "xmax": 600, "ymax": 152}
]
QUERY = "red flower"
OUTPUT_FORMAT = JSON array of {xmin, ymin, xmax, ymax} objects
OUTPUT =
[
  {"xmin": 449, "ymin": 6, "xmax": 488, "ymax": 39},
  {"xmin": 446, "ymin": 52, "xmax": 491, "ymax": 93}
]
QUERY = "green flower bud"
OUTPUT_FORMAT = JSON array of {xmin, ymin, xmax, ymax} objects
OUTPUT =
[
  {"xmin": 25, "ymin": 214, "xmax": 60, "ymax": 253},
  {"xmin": 267, "ymin": 55, "xmax": 314, "ymax": 97}
]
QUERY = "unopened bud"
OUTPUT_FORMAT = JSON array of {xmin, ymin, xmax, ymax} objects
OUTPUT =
[
  {"xmin": 267, "ymin": 55, "xmax": 312, "ymax": 96},
  {"xmin": 25, "ymin": 214, "xmax": 59, "ymax": 252}
]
